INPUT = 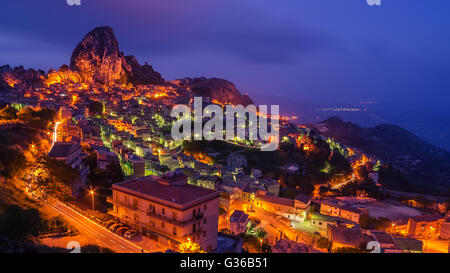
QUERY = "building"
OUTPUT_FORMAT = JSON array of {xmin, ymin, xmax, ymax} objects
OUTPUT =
[
  {"xmin": 406, "ymin": 215, "xmax": 445, "ymax": 239},
  {"xmin": 308, "ymin": 213, "xmax": 339, "ymax": 236},
  {"xmin": 368, "ymin": 230, "xmax": 401, "ymax": 253},
  {"xmin": 128, "ymin": 154, "xmax": 145, "ymax": 177},
  {"xmin": 328, "ymin": 226, "xmax": 372, "ymax": 251},
  {"xmin": 440, "ymin": 220, "xmax": 450, "ymax": 240},
  {"xmin": 107, "ymin": 172, "xmax": 220, "ymax": 251},
  {"xmin": 59, "ymin": 106, "xmax": 73, "ymax": 121},
  {"xmin": 392, "ymin": 237, "xmax": 423, "ymax": 253},
  {"xmin": 254, "ymin": 192, "xmax": 311, "ymax": 222},
  {"xmin": 195, "ymin": 175, "xmax": 220, "ymax": 190},
  {"xmin": 48, "ymin": 142, "xmax": 83, "ymax": 169},
  {"xmin": 319, "ymin": 199, "xmax": 366, "ymax": 223},
  {"xmin": 95, "ymin": 148, "xmax": 119, "ymax": 170},
  {"xmin": 229, "ymin": 210, "xmax": 249, "ymax": 235}
]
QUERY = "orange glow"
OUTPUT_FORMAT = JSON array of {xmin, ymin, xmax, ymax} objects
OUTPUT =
[
  {"xmin": 45, "ymin": 69, "xmax": 82, "ymax": 87},
  {"xmin": 2, "ymin": 73, "xmax": 20, "ymax": 88},
  {"xmin": 184, "ymin": 151, "xmax": 214, "ymax": 165}
]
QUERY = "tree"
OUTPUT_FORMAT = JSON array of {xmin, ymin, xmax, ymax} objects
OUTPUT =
[
  {"xmin": 177, "ymin": 239, "xmax": 206, "ymax": 253},
  {"xmin": 41, "ymin": 157, "xmax": 80, "ymax": 186},
  {"xmin": 17, "ymin": 107, "xmax": 55, "ymax": 130},
  {"xmin": 220, "ymin": 228, "xmax": 231, "ymax": 234},
  {"xmin": 316, "ymin": 236, "xmax": 332, "ymax": 250},
  {"xmin": 255, "ymin": 228, "xmax": 267, "ymax": 239},
  {"xmin": 0, "ymin": 205, "xmax": 43, "ymax": 240}
]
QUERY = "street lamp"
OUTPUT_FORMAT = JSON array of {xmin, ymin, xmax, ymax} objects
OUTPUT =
[{"xmin": 89, "ymin": 187, "xmax": 95, "ymax": 212}]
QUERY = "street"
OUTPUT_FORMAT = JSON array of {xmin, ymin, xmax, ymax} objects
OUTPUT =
[{"xmin": 45, "ymin": 199, "xmax": 151, "ymax": 253}]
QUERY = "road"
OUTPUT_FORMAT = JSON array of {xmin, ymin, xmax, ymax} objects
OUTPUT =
[
  {"xmin": 331, "ymin": 174, "xmax": 355, "ymax": 189},
  {"xmin": 45, "ymin": 198, "xmax": 148, "ymax": 253}
]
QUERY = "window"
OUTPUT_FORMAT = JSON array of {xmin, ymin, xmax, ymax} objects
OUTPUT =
[
  {"xmin": 173, "ymin": 226, "xmax": 177, "ymax": 236},
  {"xmin": 193, "ymin": 223, "xmax": 196, "ymax": 233},
  {"xmin": 161, "ymin": 222, "xmax": 165, "ymax": 228},
  {"xmin": 172, "ymin": 211, "xmax": 177, "ymax": 221},
  {"xmin": 162, "ymin": 208, "xmax": 165, "ymax": 215},
  {"xmin": 204, "ymin": 217, "xmax": 206, "ymax": 224},
  {"xmin": 204, "ymin": 204, "xmax": 207, "ymax": 210}
]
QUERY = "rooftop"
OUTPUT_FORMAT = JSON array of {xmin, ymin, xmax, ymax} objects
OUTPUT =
[
  {"xmin": 257, "ymin": 194, "xmax": 295, "ymax": 208},
  {"xmin": 113, "ymin": 174, "xmax": 219, "ymax": 209},
  {"xmin": 48, "ymin": 142, "xmax": 80, "ymax": 158},
  {"xmin": 295, "ymin": 193, "xmax": 312, "ymax": 204},
  {"xmin": 230, "ymin": 210, "xmax": 249, "ymax": 223}
]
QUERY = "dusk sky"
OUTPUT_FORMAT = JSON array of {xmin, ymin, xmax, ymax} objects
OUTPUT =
[{"xmin": 1, "ymin": 0, "xmax": 450, "ymax": 110}]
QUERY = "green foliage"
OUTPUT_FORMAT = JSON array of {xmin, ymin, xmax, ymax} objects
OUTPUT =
[
  {"xmin": 359, "ymin": 214, "xmax": 391, "ymax": 230},
  {"xmin": 41, "ymin": 216, "xmax": 69, "ymax": 234},
  {"xmin": 17, "ymin": 107, "xmax": 55, "ymax": 130},
  {"xmin": 0, "ymin": 205, "xmax": 43, "ymax": 240},
  {"xmin": 40, "ymin": 157, "xmax": 80, "ymax": 186},
  {"xmin": 254, "ymin": 227, "xmax": 267, "ymax": 239}
]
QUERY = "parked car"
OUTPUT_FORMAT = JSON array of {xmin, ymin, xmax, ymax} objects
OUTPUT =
[
  {"xmin": 116, "ymin": 227, "xmax": 129, "ymax": 236},
  {"xmin": 109, "ymin": 223, "xmax": 124, "ymax": 232},
  {"xmin": 104, "ymin": 220, "xmax": 118, "ymax": 228},
  {"xmin": 124, "ymin": 230, "xmax": 138, "ymax": 239}
]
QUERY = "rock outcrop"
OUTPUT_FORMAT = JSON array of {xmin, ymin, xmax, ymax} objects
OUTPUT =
[
  {"xmin": 70, "ymin": 26, "xmax": 164, "ymax": 86},
  {"xmin": 0, "ymin": 65, "xmax": 44, "ymax": 89},
  {"xmin": 177, "ymin": 77, "xmax": 254, "ymax": 106}
]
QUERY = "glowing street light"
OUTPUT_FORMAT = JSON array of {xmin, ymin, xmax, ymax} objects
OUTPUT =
[{"xmin": 89, "ymin": 186, "xmax": 95, "ymax": 212}]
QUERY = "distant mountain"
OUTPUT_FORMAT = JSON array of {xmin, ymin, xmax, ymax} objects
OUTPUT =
[{"xmin": 313, "ymin": 116, "xmax": 450, "ymax": 194}]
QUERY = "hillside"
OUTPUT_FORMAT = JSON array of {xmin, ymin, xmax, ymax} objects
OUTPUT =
[{"xmin": 313, "ymin": 117, "xmax": 450, "ymax": 194}]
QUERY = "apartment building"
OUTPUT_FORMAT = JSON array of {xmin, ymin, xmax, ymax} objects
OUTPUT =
[
  {"xmin": 406, "ymin": 215, "xmax": 446, "ymax": 239},
  {"xmin": 319, "ymin": 199, "xmax": 366, "ymax": 223},
  {"xmin": 107, "ymin": 172, "xmax": 220, "ymax": 252}
]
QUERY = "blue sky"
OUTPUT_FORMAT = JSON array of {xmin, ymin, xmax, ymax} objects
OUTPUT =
[{"xmin": 1, "ymin": 0, "xmax": 450, "ymax": 110}]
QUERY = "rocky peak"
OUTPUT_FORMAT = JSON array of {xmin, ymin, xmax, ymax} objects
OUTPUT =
[{"xmin": 70, "ymin": 26, "xmax": 164, "ymax": 86}]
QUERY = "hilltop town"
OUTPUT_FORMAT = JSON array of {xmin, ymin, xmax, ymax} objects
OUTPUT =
[{"xmin": 0, "ymin": 27, "xmax": 449, "ymax": 253}]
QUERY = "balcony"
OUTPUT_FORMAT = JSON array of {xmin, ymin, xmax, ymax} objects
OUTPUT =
[
  {"xmin": 146, "ymin": 210, "xmax": 203, "ymax": 227},
  {"xmin": 107, "ymin": 196, "xmax": 204, "ymax": 227}
]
